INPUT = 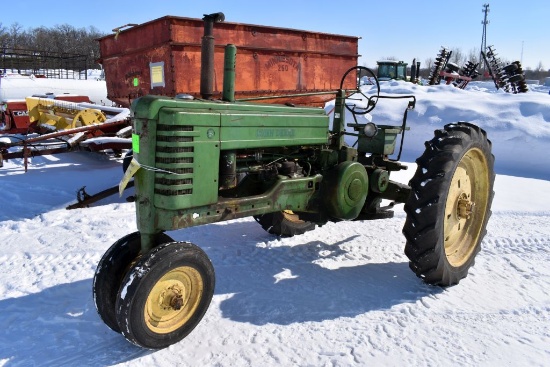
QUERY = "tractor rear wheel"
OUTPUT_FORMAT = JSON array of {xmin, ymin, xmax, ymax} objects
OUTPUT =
[
  {"xmin": 254, "ymin": 210, "xmax": 316, "ymax": 237},
  {"xmin": 403, "ymin": 122, "xmax": 495, "ymax": 286},
  {"xmin": 93, "ymin": 231, "xmax": 174, "ymax": 333},
  {"xmin": 115, "ymin": 241, "xmax": 215, "ymax": 349}
]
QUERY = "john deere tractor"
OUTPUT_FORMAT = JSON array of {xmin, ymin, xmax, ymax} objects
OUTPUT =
[
  {"xmin": 376, "ymin": 60, "xmax": 408, "ymax": 81},
  {"xmin": 92, "ymin": 22, "xmax": 495, "ymax": 350}
]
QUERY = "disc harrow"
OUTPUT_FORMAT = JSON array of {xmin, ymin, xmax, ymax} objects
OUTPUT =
[
  {"xmin": 482, "ymin": 46, "xmax": 528, "ymax": 94},
  {"xmin": 428, "ymin": 47, "xmax": 452, "ymax": 86},
  {"xmin": 428, "ymin": 47, "xmax": 478, "ymax": 89}
]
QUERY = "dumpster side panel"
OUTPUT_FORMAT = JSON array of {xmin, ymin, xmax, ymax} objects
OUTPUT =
[
  {"xmin": 98, "ymin": 16, "xmax": 359, "ymax": 107},
  {"xmin": 103, "ymin": 44, "xmax": 176, "ymax": 106},
  {"xmin": 99, "ymin": 17, "xmax": 173, "ymax": 58}
]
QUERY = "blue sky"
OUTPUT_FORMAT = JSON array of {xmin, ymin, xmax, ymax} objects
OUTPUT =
[{"xmin": 1, "ymin": 0, "xmax": 548, "ymax": 70}]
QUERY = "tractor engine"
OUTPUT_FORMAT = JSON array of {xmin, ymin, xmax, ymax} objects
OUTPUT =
[{"xmin": 130, "ymin": 92, "xmax": 373, "ymax": 237}]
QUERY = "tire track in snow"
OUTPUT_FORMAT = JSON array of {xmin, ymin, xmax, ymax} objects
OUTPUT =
[{"xmin": 483, "ymin": 235, "xmax": 550, "ymax": 254}]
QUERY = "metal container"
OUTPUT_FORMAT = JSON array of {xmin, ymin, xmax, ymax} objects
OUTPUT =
[{"xmin": 97, "ymin": 15, "xmax": 359, "ymax": 107}]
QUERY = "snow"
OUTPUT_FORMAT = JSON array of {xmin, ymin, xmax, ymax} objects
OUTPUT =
[
  {"xmin": 1, "ymin": 80, "xmax": 550, "ymax": 366},
  {"xmin": 0, "ymin": 74, "xmax": 110, "ymax": 105}
]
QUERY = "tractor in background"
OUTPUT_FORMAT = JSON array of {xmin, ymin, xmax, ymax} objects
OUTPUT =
[{"xmin": 375, "ymin": 59, "xmax": 421, "ymax": 83}]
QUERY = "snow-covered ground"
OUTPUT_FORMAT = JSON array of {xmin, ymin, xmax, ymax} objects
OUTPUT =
[{"xmin": 0, "ymin": 81, "xmax": 549, "ymax": 366}]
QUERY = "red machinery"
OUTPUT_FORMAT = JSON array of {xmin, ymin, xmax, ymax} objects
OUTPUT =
[
  {"xmin": 0, "ymin": 97, "xmax": 131, "ymax": 170},
  {"xmin": 1, "ymin": 95, "xmax": 91, "ymax": 134}
]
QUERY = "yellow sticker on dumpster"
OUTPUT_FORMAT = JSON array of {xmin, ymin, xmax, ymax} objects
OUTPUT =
[
  {"xmin": 132, "ymin": 133, "xmax": 140, "ymax": 153},
  {"xmin": 119, "ymin": 158, "xmax": 141, "ymax": 196}
]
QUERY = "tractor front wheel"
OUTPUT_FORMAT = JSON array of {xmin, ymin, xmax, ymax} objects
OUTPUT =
[
  {"xmin": 403, "ymin": 122, "xmax": 495, "ymax": 286},
  {"xmin": 93, "ymin": 231, "xmax": 174, "ymax": 333},
  {"xmin": 115, "ymin": 241, "xmax": 215, "ymax": 349}
]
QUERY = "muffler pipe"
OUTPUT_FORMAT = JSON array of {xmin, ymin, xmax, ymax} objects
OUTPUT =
[{"xmin": 200, "ymin": 12, "xmax": 225, "ymax": 99}]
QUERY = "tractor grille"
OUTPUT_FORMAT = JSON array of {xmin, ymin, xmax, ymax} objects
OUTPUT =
[
  {"xmin": 155, "ymin": 188, "xmax": 193, "ymax": 196},
  {"xmin": 154, "ymin": 124, "xmax": 196, "ymax": 197},
  {"xmin": 157, "ymin": 124, "xmax": 193, "ymax": 132},
  {"xmin": 157, "ymin": 135, "xmax": 194, "ymax": 143},
  {"xmin": 156, "ymin": 146, "xmax": 194, "ymax": 153},
  {"xmin": 156, "ymin": 157, "xmax": 194, "ymax": 164},
  {"xmin": 155, "ymin": 177, "xmax": 193, "ymax": 185}
]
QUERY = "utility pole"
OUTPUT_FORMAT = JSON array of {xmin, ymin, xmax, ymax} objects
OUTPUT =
[
  {"xmin": 521, "ymin": 41, "xmax": 524, "ymax": 64},
  {"xmin": 479, "ymin": 3, "xmax": 490, "ymax": 73}
]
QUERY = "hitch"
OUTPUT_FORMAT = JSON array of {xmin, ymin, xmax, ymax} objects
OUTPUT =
[{"xmin": 66, "ymin": 181, "xmax": 135, "ymax": 210}]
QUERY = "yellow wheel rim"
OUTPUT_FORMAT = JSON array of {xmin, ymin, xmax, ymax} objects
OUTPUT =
[
  {"xmin": 69, "ymin": 108, "xmax": 106, "ymax": 129},
  {"xmin": 144, "ymin": 266, "xmax": 204, "ymax": 334},
  {"xmin": 444, "ymin": 148, "xmax": 490, "ymax": 267},
  {"xmin": 282, "ymin": 210, "xmax": 304, "ymax": 224}
]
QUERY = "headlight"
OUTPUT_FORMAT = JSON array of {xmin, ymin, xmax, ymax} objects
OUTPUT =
[{"xmin": 363, "ymin": 122, "xmax": 378, "ymax": 138}]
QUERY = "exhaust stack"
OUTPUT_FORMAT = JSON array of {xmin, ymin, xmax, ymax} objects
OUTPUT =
[{"xmin": 200, "ymin": 12, "xmax": 225, "ymax": 99}]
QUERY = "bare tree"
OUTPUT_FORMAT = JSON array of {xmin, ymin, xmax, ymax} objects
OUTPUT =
[
  {"xmin": 33, "ymin": 27, "xmax": 52, "ymax": 52},
  {"xmin": 467, "ymin": 47, "xmax": 479, "ymax": 64},
  {"xmin": 424, "ymin": 57, "xmax": 434, "ymax": 71},
  {"xmin": 449, "ymin": 48, "xmax": 466, "ymax": 66},
  {"xmin": 1, "ymin": 22, "xmax": 106, "ymax": 70},
  {"xmin": 0, "ymin": 23, "xmax": 8, "ymax": 47},
  {"xmin": 7, "ymin": 23, "xmax": 24, "ymax": 49}
]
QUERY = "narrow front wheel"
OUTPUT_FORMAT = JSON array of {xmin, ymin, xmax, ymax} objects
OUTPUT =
[
  {"xmin": 93, "ymin": 231, "xmax": 174, "ymax": 333},
  {"xmin": 115, "ymin": 242, "xmax": 215, "ymax": 349}
]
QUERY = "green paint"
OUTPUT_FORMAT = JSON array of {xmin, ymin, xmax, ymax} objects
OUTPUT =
[{"xmin": 132, "ymin": 133, "xmax": 140, "ymax": 153}]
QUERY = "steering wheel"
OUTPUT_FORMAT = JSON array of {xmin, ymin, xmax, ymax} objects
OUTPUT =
[{"xmin": 339, "ymin": 66, "xmax": 380, "ymax": 115}]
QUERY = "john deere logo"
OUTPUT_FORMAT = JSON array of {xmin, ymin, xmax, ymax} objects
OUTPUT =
[{"xmin": 256, "ymin": 129, "xmax": 295, "ymax": 138}]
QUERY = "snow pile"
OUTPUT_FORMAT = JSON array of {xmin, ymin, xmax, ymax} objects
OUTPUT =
[
  {"xmin": 327, "ymin": 80, "xmax": 550, "ymax": 180},
  {"xmin": 0, "ymin": 75, "xmax": 110, "ymax": 105},
  {"xmin": 0, "ymin": 81, "xmax": 549, "ymax": 366}
]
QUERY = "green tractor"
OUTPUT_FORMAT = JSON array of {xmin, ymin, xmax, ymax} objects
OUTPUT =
[
  {"xmin": 376, "ymin": 60, "xmax": 408, "ymax": 81},
  {"xmin": 376, "ymin": 59, "xmax": 421, "ymax": 83},
  {"xmin": 92, "ymin": 29, "xmax": 495, "ymax": 350}
]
